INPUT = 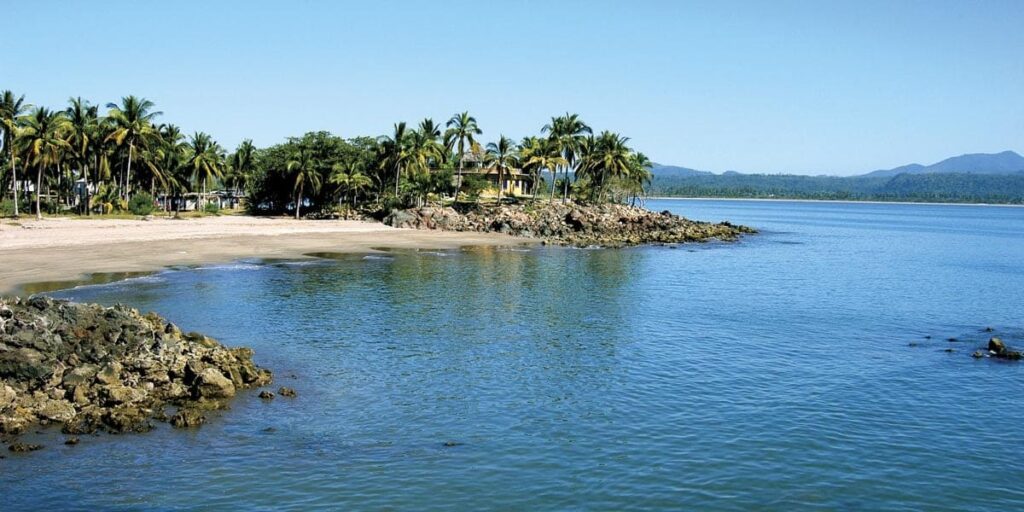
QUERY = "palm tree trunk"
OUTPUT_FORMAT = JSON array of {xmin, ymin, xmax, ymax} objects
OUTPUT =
[
  {"xmin": 497, "ymin": 166, "xmax": 504, "ymax": 202},
  {"xmin": 394, "ymin": 165, "xmax": 401, "ymax": 196},
  {"xmin": 125, "ymin": 141, "xmax": 134, "ymax": 201},
  {"xmin": 561, "ymin": 166, "xmax": 570, "ymax": 203},
  {"xmin": 11, "ymin": 149, "xmax": 19, "ymax": 217},
  {"xmin": 549, "ymin": 166, "xmax": 558, "ymax": 204},
  {"xmin": 35, "ymin": 165, "xmax": 43, "ymax": 220},
  {"xmin": 83, "ymin": 162, "xmax": 91, "ymax": 216},
  {"xmin": 295, "ymin": 184, "xmax": 303, "ymax": 219}
]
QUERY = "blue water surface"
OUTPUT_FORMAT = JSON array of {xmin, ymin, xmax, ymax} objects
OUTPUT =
[{"xmin": 4, "ymin": 199, "xmax": 1024, "ymax": 511}]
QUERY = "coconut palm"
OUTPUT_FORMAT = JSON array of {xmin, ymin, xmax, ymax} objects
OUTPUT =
[
  {"xmin": 1, "ymin": 91, "xmax": 30, "ymax": 216},
  {"xmin": 106, "ymin": 96, "xmax": 161, "ymax": 200},
  {"xmin": 64, "ymin": 97, "xmax": 99, "ymax": 214},
  {"xmin": 378, "ymin": 122, "xmax": 411, "ymax": 197},
  {"xmin": 228, "ymin": 139, "xmax": 257, "ymax": 196},
  {"xmin": 577, "ymin": 131, "xmax": 632, "ymax": 202},
  {"xmin": 626, "ymin": 151, "xmax": 653, "ymax": 205},
  {"xmin": 19, "ymin": 107, "xmax": 69, "ymax": 219},
  {"xmin": 520, "ymin": 136, "xmax": 567, "ymax": 202},
  {"xmin": 445, "ymin": 111, "xmax": 482, "ymax": 202},
  {"xmin": 185, "ymin": 132, "xmax": 224, "ymax": 205},
  {"xmin": 287, "ymin": 147, "xmax": 321, "ymax": 219},
  {"xmin": 485, "ymin": 135, "xmax": 519, "ymax": 202},
  {"xmin": 330, "ymin": 161, "xmax": 372, "ymax": 207},
  {"xmin": 542, "ymin": 113, "xmax": 592, "ymax": 203}
]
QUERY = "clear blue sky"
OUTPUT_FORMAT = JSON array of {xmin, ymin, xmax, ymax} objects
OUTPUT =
[{"xmin": 2, "ymin": 0, "xmax": 1022, "ymax": 175}]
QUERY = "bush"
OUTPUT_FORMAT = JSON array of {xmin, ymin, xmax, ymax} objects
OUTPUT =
[
  {"xmin": 128, "ymin": 192, "xmax": 156, "ymax": 216},
  {"xmin": 203, "ymin": 201, "xmax": 221, "ymax": 215},
  {"xmin": 461, "ymin": 175, "xmax": 489, "ymax": 203},
  {"xmin": 0, "ymin": 198, "xmax": 15, "ymax": 217}
]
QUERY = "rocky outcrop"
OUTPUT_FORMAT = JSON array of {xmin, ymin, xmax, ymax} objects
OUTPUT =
[
  {"xmin": 986, "ymin": 337, "xmax": 1022, "ymax": 360},
  {"xmin": 384, "ymin": 202, "xmax": 755, "ymax": 247},
  {"xmin": 0, "ymin": 296, "xmax": 272, "ymax": 445}
]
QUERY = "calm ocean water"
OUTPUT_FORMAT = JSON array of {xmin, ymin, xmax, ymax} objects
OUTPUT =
[{"xmin": 5, "ymin": 199, "xmax": 1024, "ymax": 511}]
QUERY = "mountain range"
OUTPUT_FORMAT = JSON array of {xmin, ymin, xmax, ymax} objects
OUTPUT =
[{"xmin": 652, "ymin": 151, "xmax": 1024, "ymax": 178}]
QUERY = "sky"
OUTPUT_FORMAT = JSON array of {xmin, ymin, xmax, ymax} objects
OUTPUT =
[{"xmin": 2, "ymin": 0, "xmax": 1022, "ymax": 175}]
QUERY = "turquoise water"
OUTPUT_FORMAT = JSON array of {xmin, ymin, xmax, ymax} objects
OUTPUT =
[{"xmin": 5, "ymin": 199, "xmax": 1024, "ymax": 510}]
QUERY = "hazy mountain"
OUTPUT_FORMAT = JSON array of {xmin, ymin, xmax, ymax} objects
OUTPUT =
[
  {"xmin": 863, "ymin": 151, "xmax": 1024, "ymax": 177},
  {"xmin": 651, "ymin": 151, "xmax": 1024, "ymax": 178},
  {"xmin": 649, "ymin": 163, "xmax": 712, "ymax": 177}
]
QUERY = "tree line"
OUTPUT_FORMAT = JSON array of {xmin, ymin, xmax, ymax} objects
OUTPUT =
[
  {"xmin": 0, "ymin": 91, "xmax": 654, "ymax": 220},
  {"xmin": 649, "ymin": 172, "xmax": 1024, "ymax": 204}
]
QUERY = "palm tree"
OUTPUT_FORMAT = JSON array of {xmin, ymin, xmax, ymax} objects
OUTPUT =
[
  {"xmin": 287, "ymin": 148, "xmax": 321, "ymax": 219},
  {"xmin": 577, "ymin": 131, "xmax": 632, "ymax": 202},
  {"xmin": 1, "ymin": 91, "xmax": 30, "ymax": 216},
  {"xmin": 627, "ymin": 152, "xmax": 653, "ymax": 206},
  {"xmin": 520, "ymin": 136, "xmax": 567, "ymax": 202},
  {"xmin": 378, "ymin": 122, "xmax": 410, "ymax": 197},
  {"xmin": 20, "ymin": 107, "xmax": 68, "ymax": 219},
  {"xmin": 106, "ymin": 96, "xmax": 161, "ymax": 201},
  {"xmin": 485, "ymin": 135, "xmax": 518, "ymax": 202},
  {"xmin": 229, "ymin": 139, "xmax": 257, "ymax": 196},
  {"xmin": 185, "ymin": 132, "xmax": 224, "ymax": 206},
  {"xmin": 330, "ymin": 161, "xmax": 372, "ymax": 207},
  {"xmin": 542, "ymin": 113, "xmax": 591, "ymax": 203},
  {"xmin": 65, "ymin": 97, "xmax": 99, "ymax": 214},
  {"xmin": 445, "ymin": 111, "xmax": 482, "ymax": 202}
]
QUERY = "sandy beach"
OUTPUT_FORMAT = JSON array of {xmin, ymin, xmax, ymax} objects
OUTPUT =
[{"xmin": 0, "ymin": 215, "xmax": 530, "ymax": 294}]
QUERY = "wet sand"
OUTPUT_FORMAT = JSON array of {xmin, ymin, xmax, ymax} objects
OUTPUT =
[{"xmin": 0, "ymin": 215, "xmax": 531, "ymax": 294}]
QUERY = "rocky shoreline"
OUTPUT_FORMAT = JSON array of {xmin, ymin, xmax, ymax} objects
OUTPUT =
[
  {"xmin": 384, "ymin": 202, "xmax": 755, "ymax": 247},
  {"xmin": 0, "ymin": 296, "xmax": 275, "ymax": 451}
]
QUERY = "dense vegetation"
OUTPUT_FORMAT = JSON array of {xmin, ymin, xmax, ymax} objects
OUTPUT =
[
  {"xmin": 0, "ymin": 90, "xmax": 654, "ymax": 220},
  {"xmin": 650, "ymin": 172, "xmax": 1024, "ymax": 204}
]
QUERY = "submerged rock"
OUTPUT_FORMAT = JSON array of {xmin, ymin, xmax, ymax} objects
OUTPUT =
[
  {"xmin": 989, "ymin": 337, "xmax": 1007, "ymax": 356},
  {"xmin": 383, "ymin": 202, "xmax": 755, "ymax": 247},
  {"xmin": 0, "ymin": 296, "xmax": 273, "ymax": 445},
  {"xmin": 278, "ymin": 387, "xmax": 297, "ymax": 398},
  {"xmin": 259, "ymin": 390, "xmax": 275, "ymax": 400},
  {"xmin": 7, "ymin": 442, "xmax": 43, "ymax": 453}
]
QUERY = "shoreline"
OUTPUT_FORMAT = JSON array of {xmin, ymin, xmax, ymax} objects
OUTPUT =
[
  {"xmin": 647, "ymin": 196, "xmax": 1024, "ymax": 208},
  {"xmin": 0, "ymin": 216, "xmax": 533, "ymax": 296}
]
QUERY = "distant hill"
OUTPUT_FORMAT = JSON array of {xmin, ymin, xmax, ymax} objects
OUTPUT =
[
  {"xmin": 650, "ymin": 163, "xmax": 712, "ymax": 177},
  {"xmin": 863, "ymin": 151, "xmax": 1024, "ymax": 177},
  {"xmin": 647, "ymin": 150, "xmax": 1024, "ymax": 204}
]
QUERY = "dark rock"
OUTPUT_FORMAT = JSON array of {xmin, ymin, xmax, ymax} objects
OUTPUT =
[
  {"xmin": 972, "ymin": 350, "xmax": 986, "ymax": 358},
  {"xmin": 944, "ymin": 348, "xmax": 955, "ymax": 353},
  {"xmin": 64, "ymin": 436, "xmax": 80, "ymax": 445},
  {"xmin": 442, "ymin": 441, "xmax": 463, "ymax": 447},
  {"xmin": 259, "ymin": 391, "xmax": 275, "ymax": 400},
  {"xmin": 989, "ymin": 337, "xmax": 1007, "ymax": 356},
  {"xmin": 8, "ymin": 442, "xmax": 43, "ymax": 452},
  {"xmin": 170, "ymin": 408, "xmax": 206, "ymax": 428},
  {"xmin": 278, "ymin": 387, "xmax": 297, "ymax": 398}
]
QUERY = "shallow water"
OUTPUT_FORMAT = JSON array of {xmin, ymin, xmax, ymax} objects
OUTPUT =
[{"xmin": 5, "ymin": 199, "xmax": 1024, "ymax": 511}]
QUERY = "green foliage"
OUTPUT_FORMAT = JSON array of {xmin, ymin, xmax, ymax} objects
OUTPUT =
[
  {"xmin": 203, "ymin": 201, "xmax": 221, "ymax": 215},
  {"xmin": 128, "ymin": 191, "xmax": 156, "ymax": 215},
  {"xmin": 460, "ymin": 174, "xmax": 489, "ymax": 203},
  {"xmin": 0, "ymin": 198, "xmax": 15, "ymax": 217}
]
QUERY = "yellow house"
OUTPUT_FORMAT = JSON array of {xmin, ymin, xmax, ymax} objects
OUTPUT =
[{"xmin": 465, "ymin": 166, "xmax": 534, "ymax": 197}]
